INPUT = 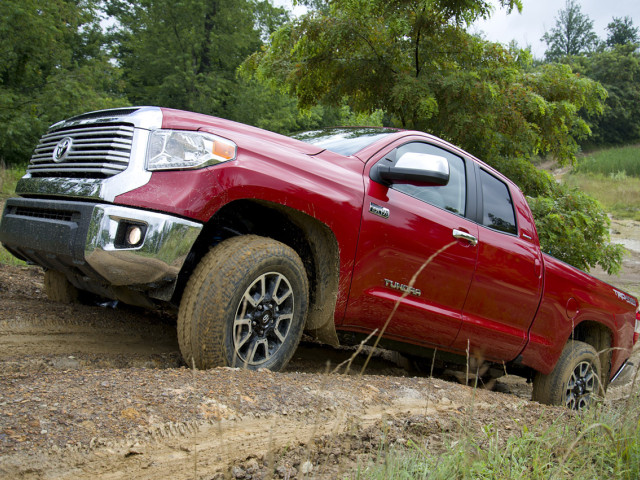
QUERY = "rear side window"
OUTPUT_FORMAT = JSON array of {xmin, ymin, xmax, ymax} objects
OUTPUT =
[{"xmin": 479, "ymin": 169, "xmax": 517, "ymax": 234}]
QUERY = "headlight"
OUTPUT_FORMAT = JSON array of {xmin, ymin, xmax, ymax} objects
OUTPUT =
[{"xmin": 146, "ymin": 130, "xmax": 237, "ymax": 171}]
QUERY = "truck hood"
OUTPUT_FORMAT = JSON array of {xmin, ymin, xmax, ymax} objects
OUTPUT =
[{"xmin": 160, "ymin": 108, "xmax": 325, "ymax": 157}]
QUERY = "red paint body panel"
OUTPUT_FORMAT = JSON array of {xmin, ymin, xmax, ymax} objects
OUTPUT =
[
  {"xmin": 452, "ymin": 183, "xmax": 544, "ymax": 361},
  {"xmin": 344, "ymin": 136, "xmax": 478, "ymax": 348},
  {"xmin": 112, "ymin": 108, "xmax": 637, "ymax": 379},
  {"xmin": 520, "ymin": 254, "xmax": 635, "ymax": 375}
]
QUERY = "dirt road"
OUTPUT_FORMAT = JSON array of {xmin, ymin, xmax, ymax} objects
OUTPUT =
[{"xmin": 1, "ymin": 220, "xmax": 638, "ymax": 479}]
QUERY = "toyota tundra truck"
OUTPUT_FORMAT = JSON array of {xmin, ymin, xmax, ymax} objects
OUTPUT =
[{"xmin": 1, "ymin": 106, "xmax": 638, "ymax": 409}]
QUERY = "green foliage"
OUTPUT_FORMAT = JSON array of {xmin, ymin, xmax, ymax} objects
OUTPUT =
[
  {"xmin": 570, "ymin": 46, "xmax": 640, "ymax": 146},
  {"xmin": 0, "ymin": 244, "xmax": 25, "ymax": 266},
  {"xmin": 528, "ymin": 185, "xmax": 623, "ymax": 274},
  {"xmin": 106, "ymin": 0, "xmax": 301, "ymax": 128},
  {"xmin": 606, "ymin": 16, "xmax": 639, "ymax": 47},
  {"xmin": 0, "ymin": 0, "xmax": 128, "ymax": 165},
  {"xmin": 0, "ymin": 163, "xmax": 25, "ymax": 200},
  {"xmin": 245, "ymin": 0, "xmax": 604, "ymax": 165},
  {"xmin": 541, "ymin": 0, "xmax": 599, "ymax": 61}
]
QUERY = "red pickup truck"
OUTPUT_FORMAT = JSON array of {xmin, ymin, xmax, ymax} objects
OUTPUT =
[{"xmin": 1, "ymin": 107, "xmax": 638, "ymax": 409}]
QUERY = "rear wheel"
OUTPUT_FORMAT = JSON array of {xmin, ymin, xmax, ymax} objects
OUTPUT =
[
  {"xmin": 178, "ymin": 235, "xmax": 309, "ymax": 371},
  {"xmin": 532, "ymin": 340, "xmax": 601, "ymax": 409}
]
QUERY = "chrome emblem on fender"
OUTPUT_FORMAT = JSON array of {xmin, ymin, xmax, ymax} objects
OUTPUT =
[
  {"xmin": 369, "ymin": 203, "xmax": 390, "ymax": 219},
  {"xmin": 384, "ymin": 278, "xmax": 421, "ymax": 297},
  {"xmin": 53, "ymin": 137, "xmax": 73, "ymax": 163},
  {"xmin": 613, "ymin": 288, "xmax": 638, "ymax": 307}
]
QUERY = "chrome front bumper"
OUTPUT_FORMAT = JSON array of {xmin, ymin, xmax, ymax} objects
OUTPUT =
[
  {"xmin": 0, "ymin": 198, "xmax": 202, "ymax": 297},
  {"xmin": 84, "ymin": 205, "xmax": 202, "ymax": 286}
]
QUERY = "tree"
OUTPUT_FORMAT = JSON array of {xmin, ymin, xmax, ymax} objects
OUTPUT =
[
  {"xmin": 245, "ymin": 0, "xmax": 622, "ymax": 273},
  {"xmin": 606, "ymin": 16, "xmax": 639, "ymax": 47},
  {"xmin": 0, "ymin": 0, "xmax": 126, "ymax": 166},
  {"xmin": 542, "ymin": 0, "xmax": 599, "ymax": 61},
  {"xmin": 571, "ymin": 45, "xmax": 640, "ymax": 146},
  {"xmin": 106, "ymin": 0, "xmax": 296, "ymax": 125},
  {"xmin": 246, "ymin": 0, "xmax": 604, "ymax": 165}
]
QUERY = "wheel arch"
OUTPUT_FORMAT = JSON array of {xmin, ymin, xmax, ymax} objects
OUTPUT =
[
  {"xmin": 174, "ymin": 199, "xmax": 340, "ymax": 346},
  {"xmin": 572, "ymin": 320, "xmax": 613, "ymax": 386}
]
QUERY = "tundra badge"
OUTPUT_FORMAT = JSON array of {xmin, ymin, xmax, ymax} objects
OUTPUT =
[{"xmin": 384, "ymin": 279, "xmax": 421, "ymax": 297}]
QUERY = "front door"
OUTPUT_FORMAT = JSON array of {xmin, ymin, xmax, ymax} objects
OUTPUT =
[{"xmin": 343, "ymin": 140, "xmax": 479, "ymax": 348}]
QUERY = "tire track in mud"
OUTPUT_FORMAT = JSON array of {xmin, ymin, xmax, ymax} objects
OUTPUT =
[
  {"xmin": 0, "ymin": 381, "xmax": 526, "ymax": 480},
  {"xmin": 2, "ymin": 229, "xmax": 640, "ymax": 480}
]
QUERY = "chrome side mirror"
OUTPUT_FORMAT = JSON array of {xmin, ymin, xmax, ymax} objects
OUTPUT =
[{"xmin": 372, "ymin": 152, "xmax": 450, "ymax": 186}]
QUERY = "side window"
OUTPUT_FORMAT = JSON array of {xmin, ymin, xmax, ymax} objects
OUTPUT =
[
  {"xmin": 479, "ymin": 169, "xmax": 517, "ymax": 234},
  {"xmin": 391, "ymin": 143, "xmax": 466, "ymax": 216}
]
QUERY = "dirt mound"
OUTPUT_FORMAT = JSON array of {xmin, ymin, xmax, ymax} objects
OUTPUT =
[{"xmin": 1, "ymin": 248, "xmax": 638, "ymax": 478}]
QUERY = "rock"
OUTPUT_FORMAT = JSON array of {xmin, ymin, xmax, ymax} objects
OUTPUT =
[
  {"xmin": 232, "ymin": 466, "xmax": 246, "ymax": 478},
  {"xmin": 276, "ymin": 465, "xmax": 297, "ymax": 478},
  {"xmin": 300, "ymin": 461, "xmax": 313, "ymax": 474},
  {"xmin": 246, "ymin": 458, "xmax": 260, "ymax": 473}
]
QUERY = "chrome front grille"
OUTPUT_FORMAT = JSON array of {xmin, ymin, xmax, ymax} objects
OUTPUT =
[{"xmin": 27, "ymin": 123, "xmax": 135, "ymax": 178}]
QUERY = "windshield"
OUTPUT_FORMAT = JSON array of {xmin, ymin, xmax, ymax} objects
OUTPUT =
[{"xmin": 290, "ymin": 128, "xmax": 398, "ymax": 156}]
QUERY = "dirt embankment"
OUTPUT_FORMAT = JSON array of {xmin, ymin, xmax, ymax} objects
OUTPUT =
[{"xmin": 1, "ymin": 220, "xmax": 638, "ymax": 479}]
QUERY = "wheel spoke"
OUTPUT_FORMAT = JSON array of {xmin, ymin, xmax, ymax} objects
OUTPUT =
[
  {"xmin": 243, "ymin": 291, "xmax": 259, "ymax": 308},
  {"xmin": 274, "ymin": 287, "xmax": 292, "ymax": 305},
  {"xmin": 578, "ymin": 362, "xmax": 589, "ymax": 378},
  {"xmin": 565, "ymin": 394, "xmax": 576, "ymax": 409},
  {"xmin": 272, "ymin": 274, "xmax": 292, "ymax": 305},
  {"xmin": 247, "ymin": 338, "xmax": 269, "ymax": 364},
  {"xmin": 257, "ymin": 275, "xmax": 267, "ymax": 303},
  {"xmin": 234, "ymin": 318, "xmax": 253, "ymax": 351},
  {"xmin": 271, "ymin": 275, "xmax": 282, "ymax": 301}
]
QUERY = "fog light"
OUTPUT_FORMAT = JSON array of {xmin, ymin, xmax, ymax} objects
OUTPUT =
[{"xmin": 126, "ymin": 225, "xmax": 143, "ymax": 246}]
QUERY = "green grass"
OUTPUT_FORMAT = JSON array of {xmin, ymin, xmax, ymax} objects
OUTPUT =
[
  {"xmin": 564, "ymin": 172, "xmax": 640, "ymax": 221},
  {"xmin": 0, "ymin": 163, "xmax": 27, "ymax": 265},
  {"xmin": 356, "ymin": 388, "xmax": 640, "ymax": 479},
  {"xmin": 563, "ymin": 144, "xmax": 640, "ymax": 221},
  {"xmin": 0, "ymin": 163, "xmax": 26, "ymax": 200},
  {"xmin": 574, "ymin": 144, "xmax": 640, "ymax": 177}
]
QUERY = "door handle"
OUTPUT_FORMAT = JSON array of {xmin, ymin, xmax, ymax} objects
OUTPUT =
[{"xmin": 453, "ymin": 229, "xmax": 478, "ymax": 246}]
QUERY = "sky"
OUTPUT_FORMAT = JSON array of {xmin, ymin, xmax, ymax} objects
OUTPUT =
[
  {"xmin": 274, "ymin": 0, "xmax": 640, "ymax": 59},
  {"xmin": 473, "ymin": 0, "xmax": 640, "ymax": 58}
]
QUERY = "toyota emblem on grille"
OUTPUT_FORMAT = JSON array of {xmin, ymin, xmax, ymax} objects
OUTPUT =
[{"xmin": 53, "ymin": 137, "xmax": 73, "ymax": 163}]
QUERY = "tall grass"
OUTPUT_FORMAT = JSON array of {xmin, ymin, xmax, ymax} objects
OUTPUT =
[
  {"xmin": 357, "ymin": 383, "xmax": 640, "ymax": 479},
  {"xmin": 0, "ymin": 162, "xmax": 25, "ymax": 200},
  {"xmin": 574, "ymin": 145, "xmax": 640, "ymax": 177},
  {"xmin": 564, "ymin": 145, "xmax": 640, "ymax": 221},
  {"xmin": 564, "ymin": 173, "xmax": 640, "ymax": 221},
  {"xmin": 0, "ymin": 163, "xmax": 26, "ymax": 265}
]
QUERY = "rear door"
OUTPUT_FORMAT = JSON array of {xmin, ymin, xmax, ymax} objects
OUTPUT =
[
  {"xmin": 451, "ymin": 166, "xmax": 544, "ymax": 360},
  {"xmin": 342, "ymin": 139, "xmax": 479, "ymax": 348}
]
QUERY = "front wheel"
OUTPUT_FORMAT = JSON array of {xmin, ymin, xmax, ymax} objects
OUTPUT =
[
  {"xmin": 178, "ymin": 235, "xmax": 309, "ymax": 371},
  {"xmin": 532, "ymin": 340, "xmax": 602, "ymax": 409}
]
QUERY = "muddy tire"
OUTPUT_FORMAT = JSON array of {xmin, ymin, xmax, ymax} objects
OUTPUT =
[
  {"xmin": 532, "ymin": 340, "xmax": 601, "ymax": 409},
  {"xmin": 178, "ymin": 235, "xmax": 309, "ymax": 371},
  {"xmin": 44, "ymin": 270, "xmax": 79, "ymax": 304}
]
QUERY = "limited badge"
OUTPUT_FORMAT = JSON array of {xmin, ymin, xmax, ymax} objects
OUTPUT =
[{"xmin": 369, "ymin": 202, "xmax": 390, "ymax": 219}]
